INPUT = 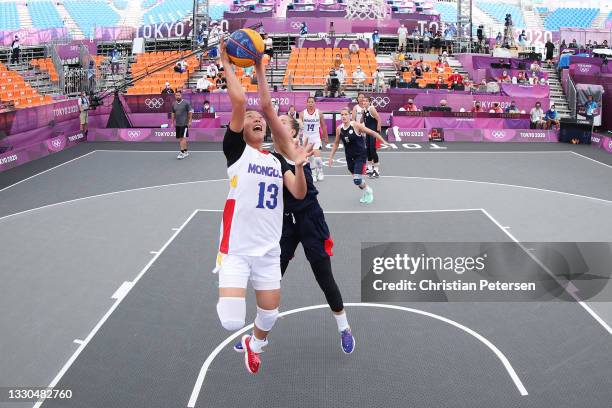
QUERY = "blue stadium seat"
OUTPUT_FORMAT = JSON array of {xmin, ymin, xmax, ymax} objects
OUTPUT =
[
  {"xmin": 433, "ymin": 2, "xmax": 457, "ymax": 23},
  {"xmin": 543, "ymin": 8, "xmax": 599, "ymax": 30},
  {"xmin": 114, "ymin": 0, "xmax": 129, "ymax": 10},
  {"xmin": 64, "ymin": 0, "xmax": 120, "ymax": 37},
  {"xmin": 0, "ymin": 2, "xmax": 20, "ymax": 31},
  {"xmin": 29, "ymin": 1, "xmax": 64, "ymax": 29},
  {"xmin": 477, "ymin": 2, "xmax": 526, "ymax": 29},
  {"xmin": 142, "ymin": 0, "xmax": 228, "ymax": 24}
]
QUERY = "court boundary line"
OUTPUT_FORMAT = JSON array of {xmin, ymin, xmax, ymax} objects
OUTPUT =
[
  {"xmin": 2, "ymin": 172, "xmax": 612, "ymax": 223},
  {"xmin": 480, "ymin": 208, "xmax": 612, "ymax": 336},
  {"xmin": 32, "ymin": 209, "xmax": 201, "ymax": 408},
  {"xmin": 186, "ymin": 302, "xmax": 528, "ymax": 408},
  {"xmin": 0, "ymin": 151, "xmax": 97, "ymax": 193},
  {"xmin": 569, "ymin": 151, "xmax": 612, "ymax": 169}
]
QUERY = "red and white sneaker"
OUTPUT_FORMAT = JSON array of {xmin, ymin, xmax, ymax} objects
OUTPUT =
[{"xmin": 241, "ymin": 334, "xmax": 261, "ymax": 374}]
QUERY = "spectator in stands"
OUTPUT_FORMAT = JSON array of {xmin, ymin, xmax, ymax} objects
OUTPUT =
[
  {"xmin": 495, "ymin": 32, "xmax": 502, "ymax": 47},
  {"xmin": 477, "ymin": 25, "xmax": 484, "ymax": 50},
  {"xmin": 435, "ymin": 75, "xmax": 445, "ymax": 89},
  {"xmin": 196, "ymin": 76, "xmax": 213, "ymax": 93},
  {"xmin": 435, "ymin": 58, "xmax": 446, "ymax": 74},
  {"xmin": 544, "ymin": 39, "xmax": 555, "ymax": 66},
  {"xmin": 439, "ymin": 99, "xmax": 450, "ymax": 110},
  {"xmin": 328, "ymin": 21, "xmax": 335, "ymax": 40},
  {"xmin": 402, "ymin": 98, "xmax": 418, "ymax": 111},
  {"xmin": 491, "ymin": 102, "xmax": 504, "ymax": 113},
  {"xmin": 586, "ymin": 40, "xmax": 593, "ymax": 49},
  {"xmin": 349, "ymin": 41, "xmax": 359, "ymax": 55},
  {"xmin": 207, "ymin": 62, "xmax": 219, "ymax": 78},
  {"xmin": 87, "ymin": 60, "xmax": 96, "ymax": 92},
  {"xmin": 505, "ymin": 101, "xmax": 520, "ymax": 113},
  {"xmin": 569, "ymin": 38, "xmax": 578, "ymax": 48},
  {"xmin": 393, "ymin": 52, "xmax": 405, "ymax": 71},
  {"xmin": 584, "ymin": 95, "xmax": 598, "ymax": 124},
  {"xmin": 530, "ymin": 61, "xmax": 541, "ymax": 75},
  {"xmin": 498, "ymin": 70, "xmax": 511, "ymax": 83},
  {"xmin": 518, "ymin": 30, "xmax": 527, "ymax": 48},
  {"xmin": 476, "ymin": 79, "xmax": 488, "ymax": 92},
  {"xmin": 471, "ymin": 102, "xmax": 483, "ymax": 112},
  {"xmin": 263, "ymin": 34, "xmax": 274, "ymax": 60},
  {"xmin": 202, "ymin": 100, "xmax": 215, "ymax": 114},
  {"xmin": 538, "ymin": 76, "xmax": 547, "ymax": 85},
  {"xmin": 530, "ymin": 102, "xmax": 545, "ymax": 129},
  {"xmin": 373, "ymin": 68, "xmax": 386, "ymax": 92},
  {"xmin": 603, "ymin": 40, "xmax": 609, "ymax": 49},
  {"xmin": 300, "ymin": 21, "xmax": 308, "ymax": 36},
  {"xmin": 10, "ymin": 35, "xmax": 20, "ymax": 64},
  {"xmin": 77, "ymin": 91, "xmax": 89, "ymax": 136},
  {"xmin": 398, "ymin": 24, "xmax": 408, "ymax": 52},
  {"xmin": 432, "ymin": 32, "xmax": 442, "ymax": 55},
  {"xmin": 423, "ymin": 30, "xmax": 431, "ymax": 53},
  {"xmin": 352, "ymin": 66, "xmax": 367, "ymax": 90},
  {"xmin": 517, "ymin": 71, "xmax": 527, "ymax": 84},
  {"xmin": 325, "ymin": 68, "xmax": 340, "ymax": 97},
  {"xmin": 560, "ymin": 39, "xmax": 567, "ymax": 52},
  {"xmin": 372, "ymin": 30, "xmax": 380, "ymax": 55},
  {"xmin": 215, "ymin": 73, "xmax": 227, "ymax": 91},
  {"xmin": 334, "ymin": 54, "xmax": 342, "ymax": 69},
  {"xmin": 448, "ymin": 70, "xmax": 463, "ymax": 90},
  {"xmin": 336, "ymin": 64, "xmax": 347, "ymax": 95},
  {"xmin": 110, "ymin": 46, "xmax": 120, "ymax": 75},
  {"xmin": 287, "ymin": 105, "xmax": 298, "ymax": 120},
  {"xmin": 413, "ymin": 64, "xmax": 423, "ymax": 80},
  {"xmin": 162, "ymin": 82, "xmax": 175, "ymax": 94},
  {"xmin": 545, "ymin": 104, "xmax": 560, "ymax": 130},
  {"xmin": 444, "ymin": 27, "xmax": 453, "ymax": 41},
  {"xmin": 208, "ymin": 25, "xmax": 220, "ymax": 59}
]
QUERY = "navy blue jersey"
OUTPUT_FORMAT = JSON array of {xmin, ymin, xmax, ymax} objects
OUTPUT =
[
  {"xmin": 339, "ymin": 123, "xmax": 366, "ymax": 158},
  {"xmin": 272, "ymin": 152, "xmax": 319, "ymax": 213},
  {"xmin": 363, "ymin": 107, "xmax": 378, "ymax": 132}
]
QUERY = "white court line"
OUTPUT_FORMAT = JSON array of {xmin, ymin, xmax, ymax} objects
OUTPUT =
[
  {"xmin": 187, "ymin": 302, "xmax": 528, "ymax": 408},
  {"xmin": 0, "ymin": 179, "xmax": 227, "ymax": 222},
  {"xmin": 32, "ymin": 209, "xmax": 200, "ymax": 408},
  {"xmin": 2, "ymin": 173, "xmax": 612, "ymax": 223},
  {"xmin": 480, "ymin": 208, "xmax": 612, "ymax": 336},
  {"xmin": 570, "ymin": 151, "xmax": 612, "ymax": 169},
  {"xmin": 0, "ymin": 151, "xmax": 96, "ymax": 193}
]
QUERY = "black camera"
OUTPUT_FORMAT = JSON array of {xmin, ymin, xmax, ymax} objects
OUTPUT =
[{"xmin": 504, "ymin": 14, "xmax": 512, "ymax": 27}]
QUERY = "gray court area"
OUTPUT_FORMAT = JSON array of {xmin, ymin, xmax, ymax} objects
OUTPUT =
[{"xmin": 0, "ymin": 143, "xmax": 611, "ymax": 408}]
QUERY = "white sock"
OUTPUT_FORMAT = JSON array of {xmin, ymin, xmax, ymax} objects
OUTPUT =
[
  {"xmin": 315, "ymin": 157, "xmax": 323, "ymax": 171},
  {"xmin": 367, "ymin": 163, "xmax": 372, "ymax": 171},
  {"xmin": 249, "ymin": 334, "xmax": 268, "ymax": 353},
  {"xmin": 333, "ymin": 312, "xmax": 350, "ymax": 332},
  {"xmin": 374, "ymin": 165, "xmax": 379, "ymax": 172}
]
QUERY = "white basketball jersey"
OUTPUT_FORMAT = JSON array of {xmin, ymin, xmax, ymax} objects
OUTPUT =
[
  {"xmin": 302, "ymin": 109, "xmax": 321, "ymax": 139},
  {"xmin": 353, "ymin": 105, "xmax": 366, "ymax": 135},
  {"xmin": 217, "ymin": 145, "xmax": 283, "ymax": 259}
]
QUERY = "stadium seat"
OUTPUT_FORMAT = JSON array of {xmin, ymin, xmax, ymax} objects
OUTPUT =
[
  {"xmin": 543, "ymin": 8, "xmax": 599, "ymax": 31},
  {"xmin": 477, "ymin": 2, "xmax": 526, "ymax": 29},
  {"xmin": 0, "ymin": 2, "xmax": 20, "ymax": 30},
  {"xmin": 29, "ymin": 1, "xmax": 63, "ymax": 29}
]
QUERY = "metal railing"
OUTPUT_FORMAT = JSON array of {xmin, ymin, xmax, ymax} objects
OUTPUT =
[{"xmin": 567, "ymin": 74, "xmax": 577, "ymax": 119}]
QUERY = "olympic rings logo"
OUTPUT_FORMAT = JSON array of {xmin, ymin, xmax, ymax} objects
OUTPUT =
[
  {"xmin": 51, "ymin": 139, "xmax": 62, "ymax": 148},
  {"xmin": 578, "ymin": 64, "xmax": 591, "ymax": 73},
  {"xmin": 371, "ymin": 96, "xmax": 390, "ymax": 108},
  {"xmin": 290, "ymin": 22, "xmax": 302, "ymax": 29},
  {"xmin": 127, "ymin": 130, "xmax": 141, "ymax": 139},
  {"xmin": 608, "ymin": 140, "xmax": 612, "ymax": 151},
  {"xmin": 491, "ymin": 130, "xmax": 506, "ymax": 139},
  {"xmin": 144, "ymin": 98, "xmax": 164, "ymax": 109}
]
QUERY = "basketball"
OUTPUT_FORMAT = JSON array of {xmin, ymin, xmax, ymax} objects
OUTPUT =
[{"xmin": 226, "ymin": 28, "xmax": 265, "ymax": 67}]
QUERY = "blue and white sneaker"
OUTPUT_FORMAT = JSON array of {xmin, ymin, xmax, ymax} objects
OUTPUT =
[
  {"xmin": 233, "ymin": 340, "xmax": 244, "ymax": 352},
  {"xmin": 340, "ymin": 328, "xmax": 355, "ymax": 354}
]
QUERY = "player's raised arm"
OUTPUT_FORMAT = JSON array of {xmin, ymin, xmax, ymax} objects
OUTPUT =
[
  {"xmin": 254, "ymin": 59, "xmax": 295, "ymax": 159},
  {"xmin": 220, "ymin": 39, "xmax": 245, "ymax": 133},
  {"xmin": 353, "ymin": 122, "xmax": 388, "ymax": 146}
]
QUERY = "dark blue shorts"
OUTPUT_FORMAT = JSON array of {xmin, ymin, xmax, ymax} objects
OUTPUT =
[
  {"xmin": 346, "ymin": 154, "xmax": 367, "ymax": 175},
  {"xmin": 280, "ymin": 205, "xmax": 334, "ymax": 264}
]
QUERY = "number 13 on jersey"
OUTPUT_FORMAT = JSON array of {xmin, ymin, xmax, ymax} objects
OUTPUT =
[{"xmin": 256, "ymin": 182, "xmax": 279, "ymax": 209}]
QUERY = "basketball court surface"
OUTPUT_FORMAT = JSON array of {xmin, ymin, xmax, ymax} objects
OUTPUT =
[{"xmin": 1, "ymin": 142, "xmax": 611, "ymax": 408}]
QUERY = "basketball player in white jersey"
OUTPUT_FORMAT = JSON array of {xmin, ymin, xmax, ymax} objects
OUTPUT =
[
  {"xmin": 214, "ymin": 40, "xmax": 313, "ymax": 374},
  {"xmin": 299, "ymin": 96, "xmax": 328, "ymax": 181},
  {"xmin": 351, "ymin": 92, "xmax": 367, "ymax": 127}
]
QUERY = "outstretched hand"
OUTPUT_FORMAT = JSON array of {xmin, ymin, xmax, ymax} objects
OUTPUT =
[{"xmin": 292, "ymin": 139, "xmax": 314, "ymax": 167}]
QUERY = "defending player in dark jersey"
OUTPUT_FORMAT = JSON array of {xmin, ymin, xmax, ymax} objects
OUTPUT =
[
  {"xmin": 363, "ymin": 97, "xmax": 382, "ymax": 178},
  {"xmin": 328, "ymin": 108, "xmax": 387, "ymax": 204}
]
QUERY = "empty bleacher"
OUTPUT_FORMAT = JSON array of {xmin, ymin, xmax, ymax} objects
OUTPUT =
[
  {"xmin": 0, "ymin": 62, "xmax": 53, "ymax": 109},
  {"xmin": 127, "ymin": 51, "xmax": 199, "ymax": 94},
  {"xmin": 543, "ymin": 8, "xmax": 599, "ymax": 30},
  {"xmin": 0, "ymin": 2, "xmax": 20, "ymax": 30},
  {"xmin": 142, "ymin": 0, "xmax": 193, "ymax": 24},
  {"xmin": 284, "ymin": 48, "xmax": 377, "ymax": 87},
  {"xmin": 477, "ymin": 1, "xmax": 526, "ymax": 29},
  {"xmin": 432, "ymin": 2, "xmax": 457, "ymax": 23},
  {"xmin": 28, "ymin": 1, "xmax": 63, "ymax": 29},
  {"xmin": 63, "ymin": 0, "xmax": 120, "ymax": 37}
]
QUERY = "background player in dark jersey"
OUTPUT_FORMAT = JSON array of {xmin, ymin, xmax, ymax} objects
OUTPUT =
[
  {"xmin": 234, "ymin": 57, "xmax": 355, "ymax": 354},
  {"xmin": 363, "ymin": 97, "xmax": 382, "ymax": 178},
  {"xmin": 328, "ymin": 108, "xmax": 387, "ymax": 204}
]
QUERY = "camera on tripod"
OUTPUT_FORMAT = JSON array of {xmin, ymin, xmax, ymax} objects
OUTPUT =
[{"xmin": 504, "ymin": 14, "xmax": 513, "ymax": 27}]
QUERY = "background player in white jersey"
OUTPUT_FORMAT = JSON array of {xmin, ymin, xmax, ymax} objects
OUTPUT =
[
  {"xmin": 214, "ymin": 40, "xmax": 312, "ymax": 374},
  {"xmin": 351, "ymin": 92, "xmax": 367, "ymax": 127},
  {"xmin": 299, "ymin": 96, "xmax": 328, "ymax": 181}
]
